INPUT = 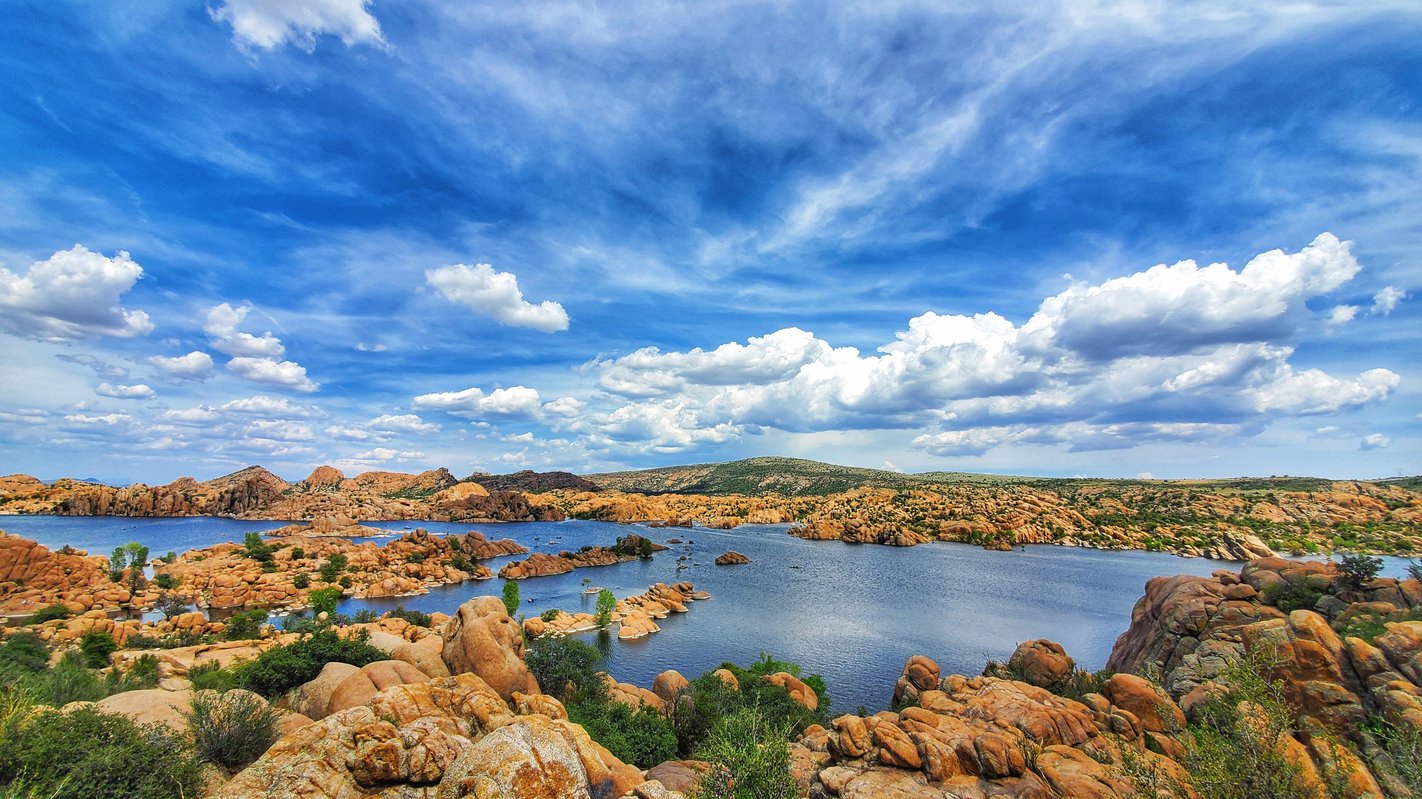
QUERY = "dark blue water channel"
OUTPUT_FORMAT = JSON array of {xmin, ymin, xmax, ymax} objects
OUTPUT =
[{"xmin": 4, "ymin": 514, "xmax": 1412, "ymax": 713}]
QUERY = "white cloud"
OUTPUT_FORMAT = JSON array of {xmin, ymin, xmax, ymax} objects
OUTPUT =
[
  {"xmin": 1361, "ymin": 433, "xmax": 1391, "ymax": 450},
  {"xmin": 245, "ymin": 419, "xmax": 314, "ymax": 441},
  {"xmin": 63, "ymin": 412, "xmax": 131, "ymax": 426},
  {"xmin": 355, "ymin": 342, "xmax": 388, "ymax": 352},
  {"xmin": 1372, "ymin": 286, "xmax": 1407, "ymax": 315},
  {"xmin": 368, "ymin": 413, "xmax": 437, "ymax": 434},
  {"xmin": 426, "ymin": 263, "xmax": 570, "ymax": 332},
  {"xmin": 349, "ymin": 447, "xmax": 425, "ymax": 462},
  {"xmin": 542, "ymin": 396, "xmax": 586, "ymax": 417},
  {"xmin": 211, "ymin": 0, "xmax": 385, "ymax": 51},
  {"xmin": 412, "ymin": 385, "xmax": 543, "ymax": 418},
  {"xmin": 0, "ymin": 245, "xmax": 153, "ymax": 341},
  {"xmin": 96, "ymin": 383, "xmax": 156, "ymax": 400},
  {"xmin": 203, "ymin": 303, "xmax": 286, "ymax": 358},
  {"xmin": 1252, "ymin": 366, "xmax": 1399, "ymax": 414},
  {"xmin": 219, "ymin": 395, "xmax": 325, "ymax": 418},
  {"xmin": 597, "ymin": 327, "xmax": 832, "ymax": 397},
  {"xmin": 162, "ymin": 406, "xmax": 220, "ymax": 425},
  {"xmin": 226, "ymin": 356, "xmax": 319, "ymax": 392},
  {"xmin": 149, "ymin": 351, "xmax": 215, "ymax": 381},
  {"xmin": 1328, "ymin": 305, "xmax": 1359, "ymax": 325}
]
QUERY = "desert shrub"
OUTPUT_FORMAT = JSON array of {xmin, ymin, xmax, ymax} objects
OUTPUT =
[
  {"xmin": 318, "ymin": 554, "xmax": 347, "ymax": 582},
  {"xmin": 386, "ymin": 606, "xmax": 432, "ymax": 627},
  {"xmin": 1365, "ymin": 714, "xmax": 1422, "ymax": 795},
  {"xmin": 526, "ymin": 634, "xmax": 606, "ymax": 703},
  {"xmin": 0, "ymin": 633, "xmax": 50, "ymax": 675},
  {"xmin": 242, "ymin": 532, "xmax": 274, "ymax": 563},
  {"xmin": 185, "ymin": 689, "xmax": 281, "ymax": 769},
  {"xmin": 1337, "ymin": 554, "xmax": 1383, "ymax": 591},
  {"xmin": 668, "ymin": 656, "xmax": 828, "ymax": 758},
  {"xmin": 292, "ymin": 572, "xmax": 310, "ymax": 589},
  {"xmin": 289, "ymin": 547, "xmax": 305, "ymax": 560},
  {"xmin": 233, "ymin": 628, "xmax": 385, "ymax": 697},
  {"xmin": 78, "ymin": 631, "xmax": 116, "ymax": 669},
  {"xmin": 187, "ymin": 661, "xmax": 237, "ymax": 693},
  {"xmin": 160, "ymin": 551, "xmax": 177, "ymax": 564},
  {"xmin": 224, "ymin": 608, "xmax": 268, "ymax": 641},
  {"xmin": 152, "ymin": 573, "xmax": 176, "ymax": 591},
  {"xmin": 451, "ymin": 554, "xmax": 472, "ymax": 572},
  {"xmin": 338, "ymin": 576, "xmax": 352, "ymax": 589},
  {"xmin": 155, "ymin": 591, "xmax": 189, "ymax": 620},
  {"xmin": 1268, "ymin": 582, "xmax": 1324, "ymax": 613},
  {"xmin": 307, "ymin": 587, "xmax": 343, "ymax": 616},
  {"xmin": 540, "ymin": 608, "xmax": 560, "ymax": 622},
  {"xmin": 407, "ymin": 551, "xmax": 427, "ymax": 564},
  {"xmin": 23, "ymin": 604, "xmax": 72, "ymax": 625},
  {"xmin": 502, "ymin": 581, "xmax": 521, "ymax": 615},
  {"xmin": 693, "ymin": 705, "xmax": 796, "ymax": 799},
  {"xmin": 109, "ymin": 654, "xmax": 160, "ymax": 693},
  {"xmin": 570, "ymin": 699, "xmax": 677, "ymax": 768},
  {"xmin": 0, "ymin": 703, "xmax": 203, "ymax": 799},
  {"xmin": 351, "ymin": 608, "xmax": 378, "ymax": 623},
  {"xmin": 595, "ymin": 588, "xmax": 615, "ymax": 628}
]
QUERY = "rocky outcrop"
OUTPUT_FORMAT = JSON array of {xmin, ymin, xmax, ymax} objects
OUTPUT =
[
  {"xmin": 326, "ymin": 660, "xmax": 433, "ymax": 717},
  {"xmin": 217, "ymin": 673, "xmax": 641, "ymax": 799},
  {"xmin": 1003, "ymin": 639, "xmax": 1074, "ymax": 690},
  {"xmin": 0, "ymin": 532, "xmax": 114, "ymax": 614},
  {"xmin": 441, "ymin": 596, "xmax": 539, "ymax": 701},
  {"xmin": 714, "ymin": 551, "xmax": 751, "ymax": 565},
  {"xmin": 497, "ymin": 543, "xmax": 650, "ymax": 580},
  {"xmin": 796, "ymin": 654, "xmax": 1188, "ymax": 798},
  {"xmin": 457, "ymin": 530, "xmax": 528, "ymax": 560}
]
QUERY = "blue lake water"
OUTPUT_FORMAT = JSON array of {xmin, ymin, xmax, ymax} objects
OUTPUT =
[{"xmin": 3, "ymin": 514, "xmax": 1412, "ymax": 713}]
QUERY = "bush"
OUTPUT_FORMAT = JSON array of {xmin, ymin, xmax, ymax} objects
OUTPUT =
[
  {"xmin": 502, "ymin": 581, "xmax": 521, "ymax": 616},
  {"xmin": 351, "ymin": 608, "xmax": 378, "ymax": 624},
  {"xmin": 308, "ymin": 586, "xmax": 343, "ymax": 617},
  {"xmin": 293, "ymin": 572, "xmax": 310, "ymax": 589},
  {"xmin": 1269, "ymin": 582, "xmax": 1324, "ymax": 613},
  {"xmin": 160, "ymin": 551, "xmax": 177, "ymax": 564},
  {"xmin": 451, "ymin": 554, "xmax": 472, "ymax": 572},
  {"xmin": 289, "ymin": 547, "xmax": 305, "ymax": 560},
  {"xmin": 569, "ymin": 698, "xmax": 677, "ymax": 768},
  {"xmin": 0, "ymin": 633, "xmax": 50, "ymax": 675},
  {"xmin": 109, "ymin": 654, "xmax": 160, "ymax": 693},
  {"xmin": 1337, "ymin": 554, "xmax": 1383, "ymax": 591},
  {"xmin": 0, "ymin": 703, "xmax": 204, "ymax": 799},
  {"xmin": 694, "ymin": 706, "xmax": 797, "ymax": 799},
  {"xmin": 595, "ymin": 589, "xmax": 615, "ymax": 628},
  {"xmin": 541, "ymin": 608, "xmax": 560, "ymax": 622},
  {"xmin": 155, "ymin": 591, "xmax": 189, "ymax": 620},
  {"xmin": 185, "ymin": 689, "xmax": 281, "ymax": 770},
  {"xmin": 79, "ymin": 631, "xmax": 117, "ymax": 669},
  {"xmin": 243, "ymin": 532, "xmax": 274, "ymax": 563},
  {"xmin": 224, "ymin": 608, "xmax": 269, "ymax": 641},
  {"xmin": 152, "ymin": 573, "xmax": 176, "ymax": 590},
  {"xmin": 667, "ymin": 656, "xmax": 828, "ymax": 758},
  {"xmin": 318, "ymin": 554, "xmax": 347, "ymax": 582},
  {"xmin": 407, "ymin": 551, "xmax": 427, "ymax": 564},
  {"xmin": 187, "ymin": 661, "xmax": 237, "ymax": 693},
  {"xmin": 24, "ymin": 604, "xmax": 72, "ymax": 625},
  {"xmin": 233, "ymin": 628, "xmax": 385, "ymax": 697},
  {"xmin": 1365, "ymin": 714, "xmax": 1422, "ymax": 795},
  {"xmin": 526, "ymin": 634, "xmax": 606, "ymax": 702},
  {"xmin": 28, "ymin": 651, "xmax": 109, "ymax": 706},
  {"xmin": 386, "ymin": 606, "xmax": 432, "ymax": 627}
]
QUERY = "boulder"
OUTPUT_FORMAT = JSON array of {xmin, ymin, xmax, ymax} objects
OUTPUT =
[
  {"xmin": 1102, "ymin": 673, "xmax": 1185, "ymax": 734},
  {"xmin": 287, "ymin": 661, "xmax": 361, "ymax": 720},
  {"xmin": 327, "ymin": 660, "xmax": 433, "ymax": 716},
  {"xmin": 442, "ymin": 596, "xmax": 539, "ymax": 700},
  {"xmin": 1006, "ymin": 639, "xmax": 1074, "ymax": 689},
  {"xmin": 892, "ymin": 655, "xmax": 940, "ymax": 708},
  {"xmin": 94, "ymin": 688, "xmax": 193, "ymax": 734},
  {"xmin": 763, "ymin": 671, "xmax": 817, "ymax": 710},
  {"xmin": 652, "ymin": 669, "xmax": 689, "ymax": 704},
  {"xmin": 714, "ymin": 551, "xmax": 751, "ymax": 566},
  {"xmin": 436, "ymin": 714, "xmax": 642, "ymax": 799}
]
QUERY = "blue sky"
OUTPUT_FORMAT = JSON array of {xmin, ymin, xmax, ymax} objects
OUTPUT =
[{"xmin": 0, "ymin": 0, "xmax": 1418, "ymax": 483}]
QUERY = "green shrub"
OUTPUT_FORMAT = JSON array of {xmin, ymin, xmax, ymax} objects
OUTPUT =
[
  {"xmin": 338, "ymin": 576, "xmax": 352, "ymax": 589},
  {"xmin": 1337, "ymin": 554, "xmax": 1383, "ymax": 591},
  {"xmin": 30, "ymin": 651, "xmax": 109, "ymax": 706},
  {"xmin": 233, "ymin": 628, "xmax": 385, "ymax": 697},
  {"xmin": 451, "ymin": 554, "xmax": 472, "ymax": 572},
  {"xmin": 185, "ymin": 689, "xmax": 281, "ymax": 769},
  {"xmin": 407, "ymin": 551, "xmax": 427, "ymax": 564},
  {"xmin": 23, "ymin": 604, "xmax": 72, "ymax": 625},
  {"xmin": 694, "ymin": 706, "xmax": 797, "ymax": 799},
  {"xmin": 78, "ymin": 631, "xmax": 117, "ymax": 669},
  {"xmin": 318, "ymin": 554, "xmax": 347, "ymax": 582},
  {"xmin": 160, "ymin": 551, "xmax": 177, "ymax": 564},
  {"xmin": 1269, "ymin": 582, "xmax": 1324, "ymax": 613},
  {"xmin": 502, "ymin": 581, "xmax": 521, "ymax": 616},
  {"xmin": 243, "ymin": 532, "xmax": 274, "ymax": 563},
  {"xmin": 0, "ymin": 633, "xmax": 50, "ymax": 674},
  {"xmin": 155, "ymin": 591, "xmax": 189, "ymax": 620},
  {"xmin": 595, "ymin": 589, "xmax": 615, "ymax": 628},
  {"xmin": 187, "ymin": 661, "xmax": 237, "ymax": 693},
  {"xmin": 293, "ymin": 572, "xmax": 310, "ymax": 589},
  {"xmin": 526, "ymin": 634, "xmax": 606, "ymax": 702},
  {"xmin": 109, "ymin": 654, "xmax": 160, "ymax": 693},
  {"xmin": 1364, "ymin": 714, "xmax": 1422, "ymax": 795},
  {"xmin": 289, "ymin": 547, "xmax": 305, "ymax": 560},
  {"xmin": 308, "ymin": 587, "xmax": 343, "ymax": 616},
  {"xmin": 224, "ymin": 608, "xmax": 269, "ymax": 641},
  {"xmin": 386, "ymin": 606, "xmax": 432, "ymax": 627},
  {"xmin": 569, "ymin": 698, "xmax": 677, "ymax": 768},
  {"xmin": 152, "ymin": 573, "xmax": 176, "ymax": 591},
  {"xmin": 540, "ymin": 608, "xmax": 560, "ymax": 622},
  {"xmin": 351, "ymin": 608, "xmax": 378, "ymax": 624},
  {"xmin": 0, "ymin": 703, "xmax": 203, "ymax": 799}
]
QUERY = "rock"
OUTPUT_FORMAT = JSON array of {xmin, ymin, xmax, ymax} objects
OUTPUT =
[
  {"xmin": 763, "ymin": 671, "xmax": 817, "ymax": 710},
  {"xmin": 394, "ymin": 634, "xmax": 451, "ymax": 679},
  {"xmin": 327, "ymin": 660, "xmax": 433, "ymax": 716},
  {"xmin": 714, "ymin": 551, "xmax": 751, "ymax": 565},
  {"xmin": 652, "ymin": 669, "xmax": 689, "ymax": 703},
  {"xmin": 643, "ymin": 760, "xmax": 712, "ymax": 794},
  {"xmin": 94, "ymin": 688, "xmax": 193, "ymax": 734},
  {"xmin": 1006, "ymin": 639, "xmax": 1074, "ymax": 689},
  {"xmin": 442, "ymin": 596, "xmax": 539, "ymax": 700},
  {"xmin": 287, "ymin": 661, "xmax": 361, "ymax": 720},
  {"xmin": 1102, "ymin": 673, "xmax": 1185, "ymax": 734},
  {"xmin": 892, "ymin": 655, "xmax": 940, "ymax": 708},
  {"xmin": 712, "ymin": 668, "xmax": 739, "ymax": 690},
  {"xmin": 436, "ymin": 715, "xmax": 642, "ymax": 799}
]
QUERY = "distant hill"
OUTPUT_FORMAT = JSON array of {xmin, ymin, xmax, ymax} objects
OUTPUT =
[
  {"xmin": 472, "ymin": 470, "xmax": 601, "ymax": 493},
  {"xmin": 586, "ymin": 456, "xmax": 1006, "ymax": 496}
]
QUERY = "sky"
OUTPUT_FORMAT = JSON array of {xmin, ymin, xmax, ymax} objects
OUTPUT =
[{"xmin": 0, "ymin": 0, "xmax": 1418, "ymax": 484}]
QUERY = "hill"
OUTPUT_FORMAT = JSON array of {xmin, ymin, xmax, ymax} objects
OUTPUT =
[{"xmin": 587, "ymin": 456, "xmax": 993, "ymax": 496}]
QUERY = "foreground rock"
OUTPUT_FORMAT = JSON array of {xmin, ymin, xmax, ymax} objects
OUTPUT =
[
  {"xmin": 218, "ymin": 673, "xmax": 642, "ymax": 798},
  {"xmin": 442, "ymin": 596, "xmax": 539, "ymax": 700}
]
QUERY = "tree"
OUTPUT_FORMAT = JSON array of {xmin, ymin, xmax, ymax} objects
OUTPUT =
[
  {"xmin": 242, "ymin": 532, "xmax": 274, "ymax": 563},
  {"xmin": 502, "ymin": 581, "xmax": 521, "ymax": 615},
  {"xmin": 525, "ymin": 633, "xmax": 606, "ymax": 702},
  {"xmin": 108, "ymin": 541, "xmax": 148, "ymax": 592},
  {"xmin": 79, "ymin": 631, "xmax": 117, "ymax": 669},
  {"xmin": 595, "ymin": 589, "xmax": 616, "ymax": 629},
  {"xmin": 638, "ymin": 537, "xmax": 654, "ymax": 559},
  {"xmin": 694, "ymin": 706, "xmax": 797, "ymax": 799},
  {"xmin": 156, "ymin": 591, "xmax": 190, "ymax": 620},
  {"xmin": 307, "ymin": 586, "xmax": 343, "ymax": 617},
  {"xmin": 1337, "ymin": 554, "xmax": 1383, "ymax": 591}
]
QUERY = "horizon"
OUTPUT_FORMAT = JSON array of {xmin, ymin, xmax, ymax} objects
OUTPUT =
[{"xmin": 2, "ymin": 3, "xmax": 1419, "ymax": 484}]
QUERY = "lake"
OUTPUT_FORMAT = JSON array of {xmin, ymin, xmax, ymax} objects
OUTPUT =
[{"xmin": 3, "ymin": 514, "xmax": 1406, "ymax": 713}]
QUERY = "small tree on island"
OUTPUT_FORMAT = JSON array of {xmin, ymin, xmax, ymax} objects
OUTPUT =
[
  {"xmin": 595, "ymin": 589, "xmax": 616, "ymax": 629},
  {"xmin": 502, "ymin": 581, "xmax": 521, "ymax": 616},
  {"xmin": 108, "ymin": 542, "xmax": 149, "ymax": 595}
]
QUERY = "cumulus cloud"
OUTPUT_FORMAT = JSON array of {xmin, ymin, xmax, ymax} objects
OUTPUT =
[
  {"xmin": 56, "ymin": 353, "xmax": 128, "ymax": 379},
  {"xmin": 63, "ymin": 412, "xmax": 131, "ymax": 426},
  {"xmin": 1372, "ymin": 286, "xmax": 1407, "ymax": 315},
  {"xmin": 426, "ymin": 263, "xmax": 569, "ymax": 332},
  {"xmin": 96, "ymin": 383, "xmax": 156, "ymax": 400},
  {"xmin": 211, "ymin": 0, "xmax": 385, "ymax": 51},
  {"xmin": 349, "ymin": 447, "xmax": 425, "ymax": 461},
  {"xmin": 226, "ymin": 356, "xmax": 319, "ymax": 392},
  {"xmin": 412, "ymin": 385, "xmax": 543, "ymax": 418},
  {"xmin": 0, "ymin": 245, "xmax": 153, "ymax": 341},
  {"xmin": 579, "ymin": 235, "xmax": 1398, "ymax": 455},
  {"xmin": 542, "ymin": 396, "xmax": 586, "ymax": 417},
  {"xmin": 203, "ymin": 303, "xmax": 285, "ymax": 358},
  {"xmin": 1361, "ymin": 433, "xmax": 1390, "ymax": 450},
  {"xmin": 150, "ymin": 351, "xmax": 215, "ymax": 381},
  {"xmin": 245, "ymin": 419, "xmax": 314, "ymax": 440},
  {"xmin": 1328, "ymin": 305, "xmax": 1359, "ymax": 326},
  {"xmin": 222, "ymin": 395, "xmax": 324, "ymax": 418},
  {"xmin": 326, "ymin": 413, "xmax": 438, "ymax": 441}
]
